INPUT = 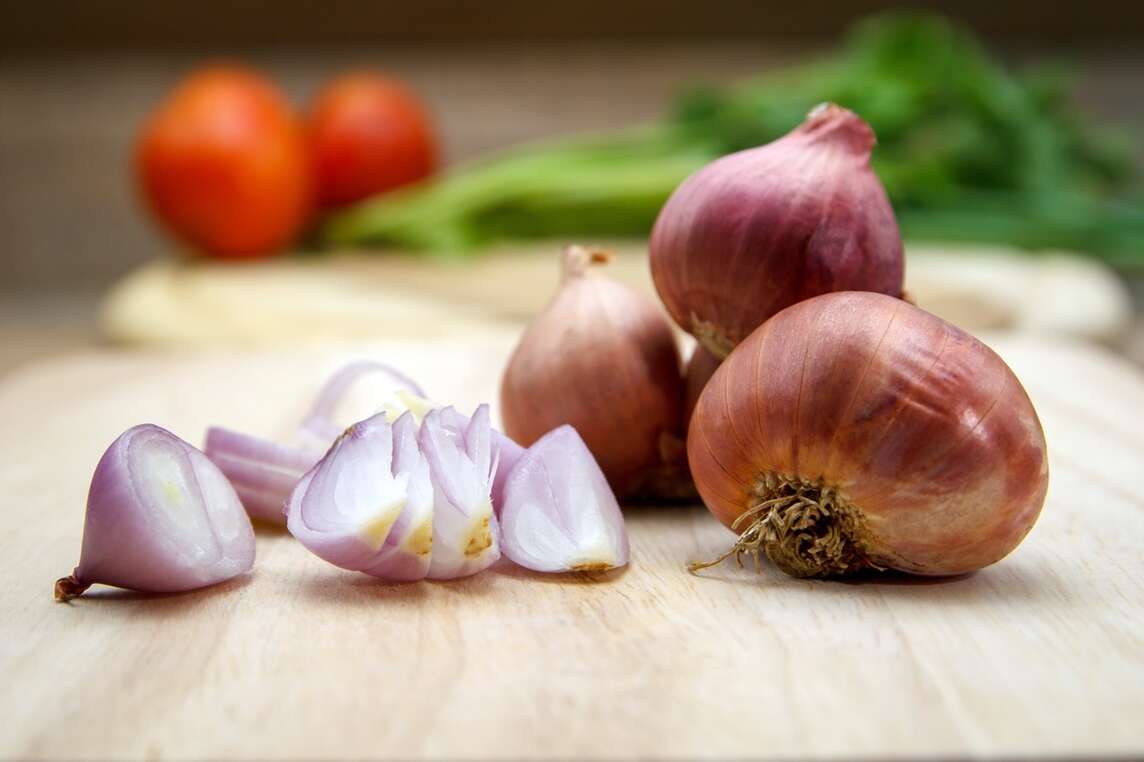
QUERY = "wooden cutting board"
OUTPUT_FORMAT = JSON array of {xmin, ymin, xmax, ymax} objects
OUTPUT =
[
  {"xmin": 2, "ymin": 336, "xmax": 1142, "ymax": 759},
  {"xmin": 99, "ymin": 243, "xmax": 1134, "ymax": 346}
]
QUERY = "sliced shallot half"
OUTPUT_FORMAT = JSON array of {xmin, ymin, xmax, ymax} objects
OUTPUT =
[
  {"xmin": 286, "ymin": 411, "xmax": 434, "ymax": 579},
  {"xmin": 419, "ymin": 405, "xmax": 501, "ymax": 579},
  {"xmin": 499, "ymin": 425, "xmax": 629, "ymax": 573},
  {"xmin": 56, "ymin": 424, "xmax": 256, "ymax": 600}
]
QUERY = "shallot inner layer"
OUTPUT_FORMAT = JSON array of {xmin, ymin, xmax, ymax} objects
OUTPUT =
[
  {"xmin": 56, "ymin": 424, "xmax": 256, "ymax": 600},
  {"xmin": 650, "ymin": 103, "xmax": 903, "ymax": 358},
  {"xmin": 286, "ymin": 407, "xmax": 501, "ymax": 580},
  {"xmin": 499, "ymin": 425, "xmax": 629, "ymax": 572}
]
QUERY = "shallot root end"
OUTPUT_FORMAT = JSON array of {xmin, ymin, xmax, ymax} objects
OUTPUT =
[
  {"xmin": 689, "ymin": 472, "xmax": 879, "ymax": 579},
  {"xmin": 54, "ymin": 574, "xmax": 90, "ymax": 602},
  {"xmin": 688, "ymin": 313, "xmax": 735, "ymax": 359}
]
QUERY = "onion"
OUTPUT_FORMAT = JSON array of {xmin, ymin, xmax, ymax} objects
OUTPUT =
[
  {"xmin": 55, "ymin": 424, "xmax": 255, "ymax": 600},
  {"xmin": 286, "ymin": 411, "xmax": 435, "ymax": 580},
  {"xmin": 650, "ymin": 103, "xmax": 904, "ymax": 358},
  {"xmin": 286, "ymin": 406, "xmax": 501, "ymax": 580},
  {"xmin": 500, "ymin": 245, "xmax": 684, "ymax": 497},
  {"xmin": 499, "ymin": 426, "xmax": 629, "ymax": 573},
  {"xmin": 688, "ymin": 292, "xmax": 1048, "ymax": 578}
]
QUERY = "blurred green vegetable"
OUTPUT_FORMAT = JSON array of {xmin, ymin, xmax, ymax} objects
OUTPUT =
[{"xmin": 323, "ymin": 13, "xmax": 1144, "ymax": 265}]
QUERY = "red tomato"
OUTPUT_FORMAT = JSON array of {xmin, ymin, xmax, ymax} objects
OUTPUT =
[
  {"xmin": 308, "ymin": 73, "xmax": 437, "ymax": 208},
  {"xmin": 136, "ymin": 66, "xmax": 312, "ymax": 259}
]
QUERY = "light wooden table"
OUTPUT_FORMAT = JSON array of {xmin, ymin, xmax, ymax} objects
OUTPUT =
[{"xmin": 1, "ymin": 336, "xmax": 1142, "ymax": 759}]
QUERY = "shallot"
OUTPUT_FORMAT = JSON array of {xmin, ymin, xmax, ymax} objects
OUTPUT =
[
  {"xmin": 650, "ymin": 103, "xmax": 904, "ymax": 358},
  {"xmin": 286, "ymin": 411, "xmax": 435, "ymax": 579},
  {"xmin": 418, "ymin": 406, "xmax": 501, "ymax": 578},
  {"xmin": 499, "ymin": 426, "xmax": 629, "ymax": 573},
  {"xmin": 205, "ymin": 360, "xmax": 429, "ymax": 523},
  {"xmin": 500, "ymin": 245, "xmax": 684, "ymax": 497},
  {"xmin": 286, "ymin": 406, "xmax": 501, "ymax": 580},
  {"xmin": 55, "ymin": 424, "xmax": 255, "ymax": 600},
  {"xmin": 688, "ymin": 291, "xmax": 1048, "ymax": 578}
]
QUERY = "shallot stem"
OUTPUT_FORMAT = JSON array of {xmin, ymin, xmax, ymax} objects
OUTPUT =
[{"xmin": 53, "ymin": 574, "xmax": 90, "ymax": 602}]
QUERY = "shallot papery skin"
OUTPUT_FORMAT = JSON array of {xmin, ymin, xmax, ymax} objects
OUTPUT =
[
  {"xmin": 688, "ymin": 292, "xmax": 1048, "ymax": 578},
  {"xmin": 287, "ymin": 411, "xmax": 435, "ymax": 580},
  {"xmin": 499, "ymin": 425, "xmax": 630, "ymax": 573},
  {"xmin": 501, "ymin": 245, "xmax": 683, "ymax": 496},
  {"xmin": 682, "ymin": 345, "xmax": 721, "ymax": 433},
  {"xmin": 650, "ymin": 103, "xmax": 904, "ymax": 358},
  {"xmin": 56, "ymin": 425, "xmax": 255, "ymax": 600}
]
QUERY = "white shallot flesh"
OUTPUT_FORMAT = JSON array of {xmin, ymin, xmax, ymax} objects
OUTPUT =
[
  {"xmin": 498, "ymin": 425, "xmax": 629, "ymax": 573},
  {"xmin": 419, "ymin": 405, "xmax": 501, "ymax": 579},
  {"xmin": 286, "ymin": 411, "xmax": 434, "ymax": 579},
  {"xmin": 56, "ymin": 424, "xmax": 256, "ymax": 600}
]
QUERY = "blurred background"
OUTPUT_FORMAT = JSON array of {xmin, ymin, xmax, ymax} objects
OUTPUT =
[{"xmin": 2, "ymin": 0, "xmax": 1143, "ymax": 372}]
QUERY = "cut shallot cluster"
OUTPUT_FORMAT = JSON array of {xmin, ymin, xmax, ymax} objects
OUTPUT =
[
  {"xmin": 56, "ymin": 362, "xmax": 629, "ymax": 600},
  {"xmin": 286, "ymin": 405, "xmax": 628, "ymax": 580}
]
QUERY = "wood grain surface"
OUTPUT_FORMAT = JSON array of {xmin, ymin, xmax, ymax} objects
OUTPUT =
[
  {"xmin": 99, "ymin": 244, "xmax": 1133, "ymax": 347},
  {"xmin": 1, "ymin": 336, "xmax": 1142, "ymax": 759}
]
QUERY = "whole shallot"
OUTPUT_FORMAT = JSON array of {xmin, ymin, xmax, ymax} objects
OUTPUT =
[
  {"xmin": 650, "ymin": 103, "xmax": 904, "ymax": 357},
  {"xmin": 501, "ymin": 245, "xmax": 684, "ymax": 497},
  {"xmin": 688, "ymin": 292, "xmax": 1048, "ymax": 578}
]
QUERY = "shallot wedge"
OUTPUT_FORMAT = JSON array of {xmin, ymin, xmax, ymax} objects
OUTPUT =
[
  {"xmin": 419, "ymin": 406, "xmax": 501, "ymax": 579},
  {"xmin": 55, "ymin": 424, "xmax": 255, "ymax": 600},
  {"xmin": 498, "ymin": 425, "xmax": 629, "ymax": 573},
  {"xmin": 286, "ymin": 412, "xmax": 434, "ymax": 579},
  {"xmin": 438, "ymin": 405, "xmax": 524, "ymax": 514}
]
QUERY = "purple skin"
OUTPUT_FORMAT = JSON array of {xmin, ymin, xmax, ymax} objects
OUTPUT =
[
  {"xmin": 650, "ymin": 104, "xmax": 904, "ymax": 357},
  {"xmin": 56, "ymin": 424, "xmax": 255, "ymax": 600}
]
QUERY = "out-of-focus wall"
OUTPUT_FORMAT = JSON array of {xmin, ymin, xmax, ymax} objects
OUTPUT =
[{"xmin": 1, "ymin": 0, "xmax": 1142, "ymax": 293}]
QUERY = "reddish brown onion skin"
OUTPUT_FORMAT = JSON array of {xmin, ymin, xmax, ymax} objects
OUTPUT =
[
  {"xmin": 688, "ymin": 292, "xmax": 1048, "ymax": 576},
  {"xmin": 682, "ymin": 345, "xmax": 721, "ymax": 433},
  {"xmin": 650, "ymin": 104, "xmax": 904, "ymax": 358},
  {"xmin": 501, "ymin": 246, "xmax": 683, "ymax": 496}
]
